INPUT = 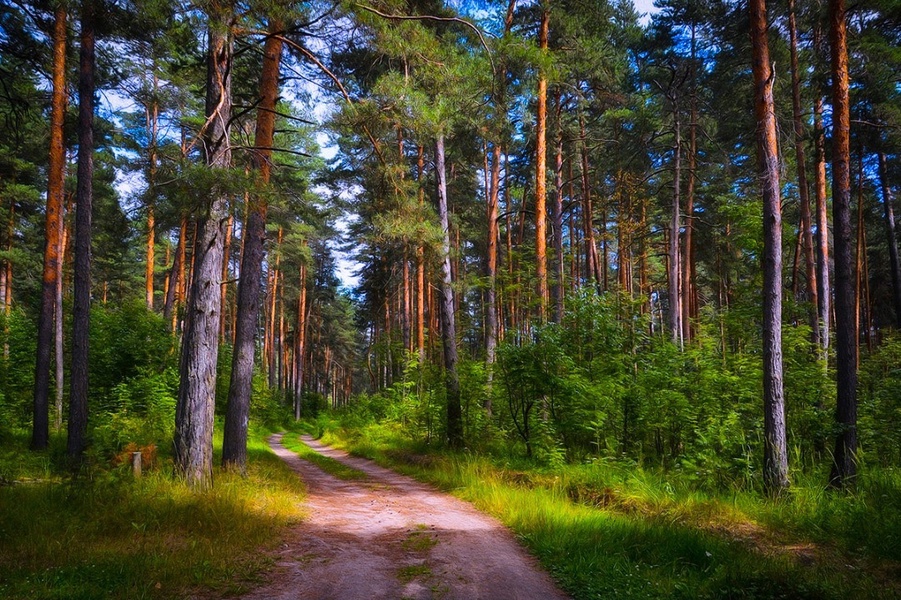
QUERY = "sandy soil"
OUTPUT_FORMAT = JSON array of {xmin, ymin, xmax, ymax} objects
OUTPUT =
[{"xmin": 238, "ymin": 433, "xmax": 570, "ymax": 600}]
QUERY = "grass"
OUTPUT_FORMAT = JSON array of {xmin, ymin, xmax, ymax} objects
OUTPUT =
[
  {"xmin": 0, "ymin": 426, "xmax": 306, "ymax": 600},
  {"xmin": 315, "ymin": 421, "xmax": 901, "ymax": 600},
  {"xmin": 279, "ymin": 433, "xmax": 369, "ymax": 480},
  {"xmin": 401, "ymin": 524, "xmax": 439, "ymax": 553},
  {"xmin": 396, "ymin": 564, "xmax": 432, "ymax": 583}
]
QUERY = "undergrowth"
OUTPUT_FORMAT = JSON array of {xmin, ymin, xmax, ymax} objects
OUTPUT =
[
  {"xmin": 314, "ymin": 418, "xmax": 901, "ymax": 600},
  {"xmin": 0, "ymin": 425, "xmax": 306, "ymax": 600}
]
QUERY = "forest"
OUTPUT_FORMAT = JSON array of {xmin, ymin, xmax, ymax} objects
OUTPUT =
[{"xmin": 1, "ymin": 0, "xmax": 901, "ymax": 597}]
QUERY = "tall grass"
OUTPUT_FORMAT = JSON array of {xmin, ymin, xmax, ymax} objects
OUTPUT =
[
  {"xmin": 318, "ymin": 420, "xmax": 900, "ymax": 599},
  {"xmin": 0, "ymin": 427, "xmax": 306, "ymax": 600}
]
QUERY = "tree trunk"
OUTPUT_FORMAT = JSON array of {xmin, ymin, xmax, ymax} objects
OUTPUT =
[
  {"xmin": 174, "ymin": 5, "xmax": 232, "ymax": 488},
  {"xmin": 220, "ymin": 212, "xmax": 233, "ymax": 340},
  {"xmin": 223, "ymin": 20, "xmax": 283, "ymax": 471},
  {"xmin": 436, "ymin": 135, "xmax": 463, "ymax": 448},
  {"xmin": 828, "ymin": 0, "xmax": 857, "ymax": 488},
  {"xmin": 294, "ymin": 261, "xmax": 307, "ymax": 420},
  {"xmin": 751, "ymin": 0, "xmax": 789, "ymax": 493},
  {"xmin": 417, "ymin": 146, "xmax": 426, "ymax": 362},
  {"xmin": 145, "ymin": 90, "xmax": 159, "ymax": 311},
  {"xmin": 31, "ymin": 3, "xmax": 67, "ymax": 451},
  {"xmin": 579, "ymin": 115, "xmax": 600, "ymax": 289},
  {"xmin": 669, "ymin": 90, "xmax": 683, "ymax": 349},
  {"xmin": 682, "ymin": 26, "xmax": 698, "ymax": 343},
  {"xmin": 552, "ymin": 92, "xmax": 565, "ymax": 324},
  {"xmin": 55, "ymin": 198, "xmax": 70, "ymax": 431},
  {"xmin": 486, "ymin": 143, "xmax": 500, "ymax": 410},
  {"xmin": 879, "ymin": 152, "xmax": 901, "ymax": 329},
  {"xmin": 68, "ymin": 0, "xmax": 96, "ymax": 461},
  {"xmin": 814, "ymin": 91, "xmax": 831, "ymax": 353},
  {"xmin": 789, "ymin": 0, "xmax": 819, "ymax": 345},
  {"xmin": 534, "ymin": 6, "xmax": 549, "ymax": 321},
  {"xmin": 164, "ymin": 217, "xmax": 187, "ymax": 327},
  {"xmin": 267, "ymin": 229, "xmax": 283, "ymax": 388}
]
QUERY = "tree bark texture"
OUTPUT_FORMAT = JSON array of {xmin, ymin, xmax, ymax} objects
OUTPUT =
[
  {"xmin": 534, "ymin": 6, "xmax": 550, "ymax": 321},
  {"xmin": 222, "ymin": 19, "xmax": 284, "ymax": 471},
  {"xmin": 828, "ymin": 0, "xmax": 858, "ymax": 488},
  {"xmin": 750, "ymin": 0, "xmax": 789, "ymax": 493},
  {"xmin": 174, "ymin": 6, "xmax": 232, "ymax": 488},
  {"xmin": 32, "ymin": 3, "xmax": 67, "ymax": 450},
  {"xmin": 68, "ymin": 1, "xmax": 96, "ymax": 460},
  {"xmin": 436, "ymin": 135, "xmax": 463, "ymax": 449}
]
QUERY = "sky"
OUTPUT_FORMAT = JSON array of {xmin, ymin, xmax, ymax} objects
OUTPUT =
[{"xmin": 633, "ymin": 0, "xmax": 660, "ymax": 24}]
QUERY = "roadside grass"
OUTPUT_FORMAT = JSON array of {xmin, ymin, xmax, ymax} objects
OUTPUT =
[
  {"xmin": 0, "ymin": 426, "xmax": 306, "ymax": 600},
  {"xmin": 316, "ymin": 420, "xmax": 901, "ymax": 600},
  {"xmin": 279, "ymin": 433, "xmax": 368, "ymax": 481}
]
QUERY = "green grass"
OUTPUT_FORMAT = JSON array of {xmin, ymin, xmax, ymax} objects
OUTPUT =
[
  {"xmin": 396, "ymin": 564, "xmax": 432, "ymax": 583},
  {"xmin": 316, "ymin": 421, "xmax": 901, "ymax": 600},
  {"xmin": 0, "ymin": 426, "xmax": 306, "ymax": 600},
  {"xmin": 279, "ymin": 433, "xmax": 369, "ymax": 480},
  {"xmin": 401, "ymin": 524, "xmax": 439, "ymax": 552}
]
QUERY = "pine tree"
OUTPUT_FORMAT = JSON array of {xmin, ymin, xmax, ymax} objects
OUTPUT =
[
  {"xmin": 750, "ymin": 0, "xmax": 788, "ymax": 493},
  {"xmin": 174, "ymin": 0, "xmax": 233, "ymax": 488}
]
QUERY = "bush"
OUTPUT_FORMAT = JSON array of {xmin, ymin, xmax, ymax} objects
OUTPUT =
[
  {"xmin": 0, "ymin": 308, "xmax": 37, "ymax": 433},
  {"xmin": 91, "ymin": 367, "xmax": 178, "ymax": 461}
]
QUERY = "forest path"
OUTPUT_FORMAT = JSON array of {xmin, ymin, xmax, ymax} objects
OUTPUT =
[{"xmin": 239, "ymin": 433, "xmax": 569, "ymax": 600}]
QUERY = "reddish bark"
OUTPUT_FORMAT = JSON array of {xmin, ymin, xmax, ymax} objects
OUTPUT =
[
  {"xmin": 223, "ymin": 21, "xmax": 284, "ymax": 471},
  {"xmin": 828, "ymin": 0, "xmax": 858, "ymax": 488},
  {"xmin": 534, "ymin": 6, "xmax": 549, "ymax": 320},
  {"xmin": 31, "ymin": 4, "xmax": 67, "ymax": 450}
]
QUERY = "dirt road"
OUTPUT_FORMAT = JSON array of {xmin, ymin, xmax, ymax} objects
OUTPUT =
[{"xmin": 239, "ymin": 433, "xmax": 569, "ymax": 600}]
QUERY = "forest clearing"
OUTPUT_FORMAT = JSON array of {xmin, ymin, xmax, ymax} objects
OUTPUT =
[{"xmin": 1, "ymin": 0, "xmax": 900, "ymax": 597}]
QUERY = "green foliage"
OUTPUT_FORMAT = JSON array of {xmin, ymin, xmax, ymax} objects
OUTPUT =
[
  {"xmin": 0, "ymin": 308, "xmax": 37, "ymax": 433},
  {"xmin": 90, "ymin": 367, "xmax": 178, "ymax": 463},
  {"xmin": 859, "ymin": 333, "xmax": 901, "ymax": 466},
  {"xmin": 250, "ymin": 371, "xmax": 291, "ymax": 430},
  {"xmin": 90, "ymin": 301, "xmax": 176, "ymax": 409},
  {"xmin": 327, "ymin": 290, "xmax": 879, "ymax": 495}
]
